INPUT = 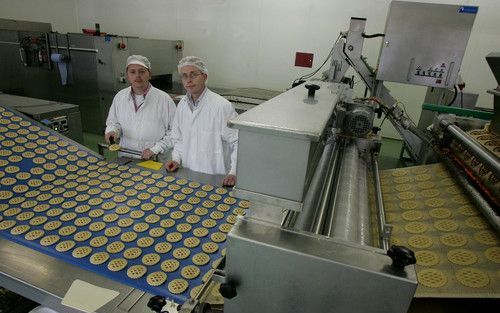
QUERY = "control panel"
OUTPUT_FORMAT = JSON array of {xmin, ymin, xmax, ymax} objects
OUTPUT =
[
  {"xmin": 41, "ymin": 116, "xmax": 69, "ymax": 133},
  {"xmin": 415, "ymin": 65, "xmax": 446, "ymax": 80},
  {"xmin": 410, "ymin": 61, "xmax": 454, "ymax": 87}
]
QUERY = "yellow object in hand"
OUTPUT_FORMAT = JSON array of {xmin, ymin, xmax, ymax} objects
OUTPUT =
[{"xmin": 108, "ymin": 144, "xmax": 121, "ymax": 152}]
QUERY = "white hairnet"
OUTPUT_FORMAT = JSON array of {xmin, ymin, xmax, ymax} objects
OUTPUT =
[
  {"xmin": 126, "ymin": 55, "xmax": 151, "ymax": 70},
  {"xmin": 178, "ymin": 56, "xmax": 208, "ymax": 75}
]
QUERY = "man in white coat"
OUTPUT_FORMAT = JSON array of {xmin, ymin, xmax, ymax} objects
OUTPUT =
[
  {"xmin": 105, "ymin": 55, "xmax": 176, "ymax": 161},
  {"xmin": 165, "ymin": 56, "xmax": 238, "ymax": 186}
]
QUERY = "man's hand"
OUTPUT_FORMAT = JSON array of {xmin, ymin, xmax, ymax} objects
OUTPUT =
[
  {"xmin": 165, "ymin": 160, "xmax": 179, "ymax": 172},
  {"xmin": 105, "ymin": 131, "xmax": 118, "ymax": 144},
  {"xmin": 222, "ymin": 174, "xmax": 236, "ymax": 187},
  {"xmin": 141, "ymin": 148, "xmax": 156, "ymax": 160}
]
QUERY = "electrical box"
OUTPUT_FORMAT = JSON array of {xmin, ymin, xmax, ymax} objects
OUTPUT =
[
  {"xmin": 376, "ymin": 1, "xmax": 477, "ymax": 88},
  {"xmin": 295, "ymin": 52, "xmax": 314, "ymax": 68}
]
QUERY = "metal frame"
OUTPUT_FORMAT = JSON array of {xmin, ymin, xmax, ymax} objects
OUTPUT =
[{"xmin": 224, "ymin": 218, "xmax": 417, "ymax": 313}]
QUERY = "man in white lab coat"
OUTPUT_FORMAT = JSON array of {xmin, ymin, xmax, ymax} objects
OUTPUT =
[
  {"xmin": 105, "ymin": 55, "xmax": 176, "ymax": 161},
  {"xmin": 165, "ymin": 56, "xmax": 238, "ymax": 186}
]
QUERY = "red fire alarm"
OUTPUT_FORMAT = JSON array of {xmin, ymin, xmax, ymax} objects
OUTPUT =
[{"xmin": 295, "ymin": 52, "xmax": 314, "ymax": 68}]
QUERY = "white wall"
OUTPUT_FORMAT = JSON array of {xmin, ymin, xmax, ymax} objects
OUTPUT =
[{"xmin": 1, "ymin": 0, "xmax": 498, "ymax": 138}]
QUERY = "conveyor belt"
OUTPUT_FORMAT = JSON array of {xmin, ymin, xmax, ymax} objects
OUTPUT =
[
  {"xmin": 0, "ymin": 105, "xmax": 249, "ymax": 304},
  {"xmin": 467, "ymin": 128, "xmax": 500, "ymax": 159},
  {"xmin": 380, "ymin": 163, "xmax": 499, "ymax": 298}
]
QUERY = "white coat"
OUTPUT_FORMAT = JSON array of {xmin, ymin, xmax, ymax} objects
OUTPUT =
[
  {"xmin": 105, "ymin": 85, "xmax": 176, "ymax": 159},
  {"xmin": 171, "ymin": 88, "xmax": 238, "ymax": 175}
]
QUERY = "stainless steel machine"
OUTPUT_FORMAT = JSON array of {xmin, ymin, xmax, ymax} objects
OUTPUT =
[
  {"xmin": 224, "ymin": 82, "xmax": 417, "ymax": 313},
  {"xmin": 220, "ymin": 88, "xmax": 283, "ymax": 113},
  {"xmin": 0, "ymin": 18, "xmax": 183, "ymax": 134},
  {"xmin": 0, "ymin": 93, "xmax": 84, "ymax": 143},
  {"xmin": 201, "ymin": 2, "xmax": 496, "ymax": 313}
]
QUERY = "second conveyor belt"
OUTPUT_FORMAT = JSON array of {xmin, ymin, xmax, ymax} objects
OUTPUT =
[{"xmin": 380, "ymin": 163, "xmax": 499, "ymax": 298}]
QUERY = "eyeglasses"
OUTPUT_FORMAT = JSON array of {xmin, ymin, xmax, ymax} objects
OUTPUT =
[
  {"xmin": 181, "ymin": 71, "xmax": 203, "ymax": 80},
  {"xmin": 128, "ymin": 68, "xmax": 149, "ymax": 75}
]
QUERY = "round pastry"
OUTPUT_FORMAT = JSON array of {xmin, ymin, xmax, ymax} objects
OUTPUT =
[
  {"xmin": 90, "ymin": 252, "xmax": 110, "ymax": 265},
  {"xmin": 181, "ymin": 265, "xmax": 200, "ymax": 279},
  {"xmin": 193, "ymin": 227, "xmax": 209, "ymax": 238},
  {"xmin": 120, "ymin": 231, "xmax": 138, "ymax": 243},
  {"xmin": 108, "ymin": 144, "xmax": 121, "ymax": 152},
  {"xmin": 71, "ymin": 246, "xmax": 92, "ymax": 259},
  {"xmin": 440, "ymin": 233, "xmax": 468, "ymax": 247},
  {"xmin": 154, "ymin": 242, "xmax": 172, "ymax": 254},
  {"xmin": 146, "ymin": 271, "xmax": 167, "ymax": 287},
  {"xmin": 56, "ymin": 240, "xmax": 76, "ymax": 252},
  {"xmin": 417, "ymin": 269, "xmax": 447, "ymax": 288},
  {"xmin": 172, "ymin": 247, "xmax": 190, "ymax": 259},
  {"xmin": 447, "ymin": 249, "xmax": 478, "ymax": 266},
  {"xmin": 160, "ymin": 219, "xmax": 175, "ymax": 228},
  {"xmin": 142, "ymin": 253, "xmax": 161, "ymax": 266},
  {"xmin": 127, "ymin": 265, "xmax": 147, "ymax": 279},
  {"xmin": 161, "ymin": 259, "xmax": 180, "ymax": 272},
  {"xmin": 89, "ymin": 236, "xmax": 109, "ymax": 247},
  {"xmin": 137, "ymin": 236, "xmax": 154, "ymax": 248},
  {"xmin": 202, "ymin": 241, "xmax": 219, "ymax": 254},
  {"xmin": 168, "ymin": 278, "xmax": 189, "ymax": 294},
  {"xmin": 192, "ymin": 252, "xmax": 210, "ymax": 266},
  {"xmin": 107, "ymin": 258, "xmax": 128, "ymax": 272},
  {"xmin": 186, "ymin": 214, "xmax": 201, "ymax": 224},
  {"xmin": 415, "ymin": 250, "xmax": 440, "ymax": 267},
  {"xmin": 106, "ymin": 241, "xmax": 125, "ymax": 254},
  {"xmin": 455, "ymin": 268, "xmax": 489, "ymax": 288},
  {"xmin": 166, "ymin": 232, "xmax": 183, "ymax": 243},
  {"xmin": 123, "ymin": 247, "xmax": 142, "ymax": 260}
]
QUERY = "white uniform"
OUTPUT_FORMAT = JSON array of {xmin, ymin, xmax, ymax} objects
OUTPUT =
[
  {"xmin": 105, "ymin": 85, "xmax": 176, "ymax": 159},
  {"xmin": 171, "ymin": 88, "xmax": 238, "ymax": 175}
]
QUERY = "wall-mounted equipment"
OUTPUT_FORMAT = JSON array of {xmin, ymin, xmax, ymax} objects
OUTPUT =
[{"xmin": 0, "ymin": 18, "xmax": 183, "ymax": 134}]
